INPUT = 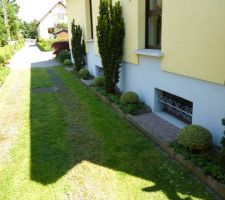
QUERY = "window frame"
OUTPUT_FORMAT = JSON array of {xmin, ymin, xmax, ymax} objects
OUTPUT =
[
  {"xmin": 145, "ymin": 0, "xmax": 162, "ymax": 50},
  {"xmin": 89, "ymin": 0, "xmax": 93, "ymax": 39}
]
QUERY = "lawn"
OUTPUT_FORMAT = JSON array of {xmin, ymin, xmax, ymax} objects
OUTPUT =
[{"xmin": 0, "ymin": 67, "xmax": 214, "ymax": 200}]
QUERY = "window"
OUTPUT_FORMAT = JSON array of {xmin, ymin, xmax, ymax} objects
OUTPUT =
[
  {"xmin": 89, "ymin": 0, "xmax": 93, "ymax": 39},
  {"xmin": 157, "ymin": 89, "xmax": 193, "ymax": 124},
  {"xmin": 48, "ymin": 28, "xmax": 54, "ymax": 34},
  {"xmin": 57, "ymin": 13, "xmax": 64, "ymax": 21},
  {"xmin": 146, "ymin": 0, "xmax": 162, "ymax": 49}
]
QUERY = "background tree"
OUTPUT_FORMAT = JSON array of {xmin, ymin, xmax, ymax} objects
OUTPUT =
[
  {"xmin": 0, "ymin": 0, "xmax": 21, "ymax": 46},
  {"xmin": 71, "ymin": 19, "xmax": 86, "ymax": 71},
  {"xmin": 55, "ymin": 22, "xmax": 68, "ymax": 32},
  {"xmin": 97, "ymin": 0, "xmax": 125, "ymax": 93},
  {"xmin": 21, "ymin": 20, "xmax": 38, "ymax": 39}
]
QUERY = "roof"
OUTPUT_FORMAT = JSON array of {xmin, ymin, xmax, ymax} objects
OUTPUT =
[
  {"xmin": 38, "ymin": 1, "xmax": 66, "ymax": 24},
  {"xmin": 54, "ymin": 29, "xmax": 68, "ymax": 35}
]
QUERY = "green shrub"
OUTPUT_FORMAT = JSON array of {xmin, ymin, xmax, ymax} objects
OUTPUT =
[
  {"xmin": 177, "ymin": 125, "xmax": 212, "ymax": 152},
  {"xmin": 94, "ymin": 77, "xmax": 105, "ymax": 87},
  {"xmin": 64, "ymin": 59, "xmax": 72, "ymax": 65},
  {"xmin": 58, "ymin": 50, "xmax": 71, "ymax": 63},
  {"xmin": 0, "ymin": 46, "xmax": 13, "ymax": 66},
  {"xmin": 120, "ymin": 91, "xmax": 139, "ymax": 104},
  {"xmin": 0, "ymin": 66, "xmax": 10, "ymax": 87},
  {"xmin": 79, "ymin": 68, "xmax": 90, "ymax": 80},
  {"xmin": 37, "ymin": 38, "xmax": 55, "ymax": 51}
]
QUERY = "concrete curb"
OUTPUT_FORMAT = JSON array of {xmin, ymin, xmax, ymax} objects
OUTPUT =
[{"xmin": 79, "ymin": 79, "xmax": 225, "ymax": 199}]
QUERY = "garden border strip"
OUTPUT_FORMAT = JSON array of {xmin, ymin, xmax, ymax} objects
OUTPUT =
[{"xmin": 79, "ymin": 77, "xmax": 225, "ymax": 199}]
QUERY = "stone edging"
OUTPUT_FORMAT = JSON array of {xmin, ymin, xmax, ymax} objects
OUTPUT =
[{"xmin": 80, "ymin": 79, "xmax": 225, "ymax": 199}]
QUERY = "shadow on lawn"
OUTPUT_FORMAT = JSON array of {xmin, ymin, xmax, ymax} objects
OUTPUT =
[{"xmin": 29, "ymin": 66, "xmax": 212, "ymax": 200}]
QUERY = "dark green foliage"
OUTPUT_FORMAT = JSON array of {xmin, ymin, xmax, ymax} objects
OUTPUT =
[
  {"xmin": 178, "ymin": 125, "xmax": 212, "ymax": 152},
  {"xmin": 96, "ymin": 0, "xmax": 125, "ymax": 93},
  {"xmin": 172, "ymin": 141, "xmax": 225, "ymax": 184},
  {"xmin": 71, "ymin": 20, "xmax": 86, "ymax": 71},
  {"xmin": 64, "ymin": 59, "xmax": 72, "ymax": 65},
  {"xmin": 120, "ymin": 91, "xmax": 139, "ymax": 104},
  {"xmin": 58, "ymin": 50, "xmax": 71, "ymax": 63},
  {"xmin": 97, "ymin": 88, "xmax": 147, "ymax": 114},
  {"xmin": 79, "ymin": 68, "xmax": 90, "ymax": 80},
  {"xmin": 94, "ymin": 76, "xmax": 105, "ymax": 87},
  {"xmin": 21, "ymin": 20, "xmax": 38, "ymax": 39}
]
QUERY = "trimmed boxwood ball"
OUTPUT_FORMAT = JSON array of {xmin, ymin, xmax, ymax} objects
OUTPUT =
[
  {"xmin": 64, "ymin": 59, "xmax": 72, "ymax": 65},
  {"xmin": 120, "ymin": 91, "xmax": 139, "ymax": 104},
  {"xmin": 94, "ymin": 76, "xmax": 105, "ymax": 87},
  {"xmin": 178, "ymin": 125, "xmax": 212, "ymax": 152},
  {"xmin": 79, "ymin": 68, "xmax": 90, "ymax": 80}
]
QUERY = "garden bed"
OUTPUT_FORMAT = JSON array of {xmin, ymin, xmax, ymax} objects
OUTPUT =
[{"xmin": 79, "ymin": 76, "xmax": 225, "ymax": 199}]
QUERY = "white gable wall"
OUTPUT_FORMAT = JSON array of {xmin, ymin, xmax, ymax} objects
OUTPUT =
[{"xmin": 38, "ymin": 3, "xmax": 67, "ymax": 39}]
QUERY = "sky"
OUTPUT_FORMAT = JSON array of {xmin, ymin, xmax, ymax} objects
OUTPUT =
[{"xmin": 17, "ymin": 0, "xmax": 66, "ymax": 22}]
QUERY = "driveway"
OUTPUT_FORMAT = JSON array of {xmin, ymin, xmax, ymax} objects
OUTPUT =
[{"xmin": 8, "ymin": 42, "xmax": 60, "ymax": 69}]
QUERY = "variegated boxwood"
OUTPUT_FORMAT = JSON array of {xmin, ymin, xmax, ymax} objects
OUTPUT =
[{"xmin": 178, "ymin": 125, "xmax": 212, "ymax": 152}]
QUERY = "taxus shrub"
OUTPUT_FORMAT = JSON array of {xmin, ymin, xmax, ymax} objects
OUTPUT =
[
  {"xmin": 71, "ymin": 20, "xmax": 86, "ymax": 71},
  {"xmin": 96, "ymin": 0, "xmax": 125, "ymax": 93}
]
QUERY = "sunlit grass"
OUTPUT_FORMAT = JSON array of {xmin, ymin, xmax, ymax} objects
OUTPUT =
[{"xmin": 0, "ymin": 67, "xmax": 214, "ymax": 200}]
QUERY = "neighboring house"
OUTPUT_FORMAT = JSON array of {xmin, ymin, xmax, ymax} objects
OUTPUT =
[
  {"xmin": 67, "ymin": 0, "xmax": 225, "ymax": 145},
  {"xmin": 54, "ymin": 29, "xmax": 68, "ymax": 39},
  {"xmin": 38, "ymin": 1, "xmax": 67, "ymax": 39}
]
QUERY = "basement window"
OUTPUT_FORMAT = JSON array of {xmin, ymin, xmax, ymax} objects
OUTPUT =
[{"xmin": 157, "ymin": 89, "xmax": 193, "ymax": 124}]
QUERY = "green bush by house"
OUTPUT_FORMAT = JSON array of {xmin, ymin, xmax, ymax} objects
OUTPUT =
[
  {"xmin": 37, "ymin": 38, "xmax": 56, "ymax": 51},
  {"xmin": 177, "ymin": 125, "xmax": 212, "ymax": 152},
  {"xmin": 79, "ymin": 68, "xmax": 90, "ymax": 80},
  {"xmin": 64, "ymin": 59, "xmax": 72, "ymax": 65},
  {"xmin": 94, "ymin": 77, "xmax": 105, "ymax": 88},
  {"xmin": 120, "ymin": 91, "xmax": 139, "ymax": 104},
  {"xmin": 58, "ymin": 50, "xmax": 71, "ymax": 63}
]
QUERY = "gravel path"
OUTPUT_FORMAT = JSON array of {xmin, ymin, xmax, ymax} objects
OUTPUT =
[
  {"xmin": 8, "ymin": 42, "xmax": 60, "ymax": 69},
  {"xmin": 0, "ymin": 43, "xmax": 60, "ymax": 163}
]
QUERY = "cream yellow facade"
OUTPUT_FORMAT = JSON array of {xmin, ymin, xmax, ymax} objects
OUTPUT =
[
  {"xmin": 66, "ymin": 0, "xmax": 225, "ymax": 144},
  {"xmin": 161, "ymin": 0, "xmax": 225, "ymax": 85},
  {"xmin": 67, "ymin": 0, "xmax": 146, "ymax": 64}
]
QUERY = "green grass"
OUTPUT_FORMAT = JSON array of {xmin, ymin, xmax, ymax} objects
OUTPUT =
[
  {"xmin": 0, "ymin": 66, "xmax": 9, "ymax": 87},
  {"xmin": 31, "ymin": 68, "xmax": 52, "ymax": 88},
  {"xmin": 0, "ymin": 67, "xmax": 214, "ymax": 200}
]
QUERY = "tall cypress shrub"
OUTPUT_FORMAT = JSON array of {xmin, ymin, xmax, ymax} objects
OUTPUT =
[
  {"xmin": 71, "ymin": 20, "xmax": 86, "ymax": 71},
  {"xmin": 97, "ymin": 0, "xmax": 125, "ymax": 93}
]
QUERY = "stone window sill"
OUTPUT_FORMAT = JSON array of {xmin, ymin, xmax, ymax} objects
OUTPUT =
[
  {"xmin": 86, "ymin": 39, "xmax": 94, "ymax": 43},
  {"xmin": 134, "ymin": 49, "xmax": 164, "ymax": 58}
]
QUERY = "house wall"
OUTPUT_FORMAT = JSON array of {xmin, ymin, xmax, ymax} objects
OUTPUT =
[
  {"xmin": 86, "ymin": 41, "xmax": 225, "ymax": 144},
  {"xmin": 38, "ymin": 3, "xmax": 67, "ymax": 39},
  {"xmin": 161, "ymin": 0, "xmax": 225, "ymax": 85},
  {"xmin": 67, "ymin": 0, "xmax": 225, "ymax": 145}
]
